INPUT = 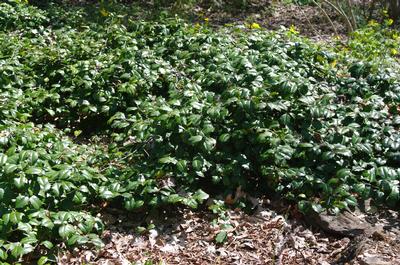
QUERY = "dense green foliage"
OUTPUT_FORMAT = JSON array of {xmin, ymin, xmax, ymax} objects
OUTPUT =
[
  {"xmin": 338, "ymin": 19, "xmax": 400, "ymax": 64},
  {"xmin": 0, "ymin": 0, "xmax": 399, "ymax": 263}
]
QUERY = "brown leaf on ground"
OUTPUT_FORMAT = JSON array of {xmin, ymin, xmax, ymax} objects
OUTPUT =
[{"xmin": 58, "ymin": 202, "xmax": 400, "ymax": 265}]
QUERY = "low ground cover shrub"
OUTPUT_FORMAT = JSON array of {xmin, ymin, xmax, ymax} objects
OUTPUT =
[
  {"xmin": 0, "ymin": 122, "xmax": 105, "ymax": 263},
  {"xmin": 0, "ymin": 0, "xmax": 399, "ymax": 262}
]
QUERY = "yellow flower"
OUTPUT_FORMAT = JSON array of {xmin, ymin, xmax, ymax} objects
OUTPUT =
[
  {"xmin": 289, "ymin": 25, "xmax": 299, "ymax": 35},
  {"xmin": 386, "ymin": 19, "xmax": 394, "ymax": 26},
  {"xmin": 204, "ymin": 17, "xmax": 209, "ymax": 23},
  {"xmin": 391, "ymin": 48, "xmax": 398, "ymax": 56},
  {"xmin": 100, "ymin": 8, "xmax": 109, "ymax": 17},
  {"xmin": 250, "ymin": 23, "xmax": 261, "ymax": 29},
  {"xmin": 368, "ymin": 20, "xmax": 379, "ymax": 27}
]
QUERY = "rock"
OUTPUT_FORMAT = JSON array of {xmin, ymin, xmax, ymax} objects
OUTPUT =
[
  {"xmin": 159, "ymin": 243, "xmax": 179, "ymax": 253},
  {"xmin": 305, "ymin": 210, "xmax": 372, "ymax": 237},
  {"xmin": 319, "ymin": 262, "xmax": 330, "ymax": 265},
  {"xmin": 359, "ymin": 253, "xmax": 392, "ymax": 265},
  {"xmin": 371, "ymin": 230, "xmax": 386, "ymax": 241}
]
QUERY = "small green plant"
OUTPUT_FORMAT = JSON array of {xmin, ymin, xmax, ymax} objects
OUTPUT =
[
  {"xmin": 209, "ymin": 200, "xmax": 232, "ymax": 243},
  {"xmin": 336, "ymin": 18, "xmax": 399, "ymax": 65}
]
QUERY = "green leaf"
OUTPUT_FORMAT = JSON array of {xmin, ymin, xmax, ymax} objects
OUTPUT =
[
  {"xmin": 203, "ymin": 137, "xmax": 216, "ymax": 151},
  {"xmin": 183, "ymin": 198, "xmax": 198, "ymax": 208},
  {"xmin": 73, "ymin": 191, "xmax": 85, "ymax": 204},
  {"xmin": 257, "ymin": 131, "xmax": 272, "ymax": 143},
  {"xmin": 298, "ymin": 143, "xmax": 313, "ymax": 148},
  {"xmin": 11, "ymin": 243, "xmax": 24, "ymax": 258},
  {"xmin": 176, "ymin": 160, "xmax": 187, "ymax": 173},
  {"xmin": 336, "ymin": 168, "xmax": 351, "ymax": 178},
  {"xmin": 25, "ymin": 167, "xmax": 43, "ymax": 175},
  {"xmin": 41, "ymin": 217, "xmax": 54, "ymax": 229},
  {"xmin": 280, "ymin": 113, "xmax": 292, "ymax": 126},
  {"xmin": 98, "ymin": 186, "xmax": 114, "ymax": 200},
  {"xmin": 219, "ymin": 133, "xmax": 230, "ymax": 143},
  {"xmin": 0, "ymin": 248, "xmax": 8, "ymax": 260},
  {"xmin": 9, "ymin": 211, "xmax": 23, "ymax": 224},
  {"xmin": 0, "ymin": 154, "xmax": 7, "ymax": 165},
  {"xmin": 29, "ymin": 196, "xmax": 42, "ymax": 210},
  {"xmin": 387, "ymin": 185, "xmax": 399, "ymax": 203},
  {"xmin": 20, "ymin": 235, "xmax": 36, "ymax": 244},
  {"xmin": 27, "ymin": 151, "xmax": 38, "ymax": 164},
  {"xmin": 159, "ymin": 156, "xmax": 178, "ymax": 164},
  {"xmin": 311, "ymin": 203, "xmax": 324, "ymax": 213},
  {"xmin": 333, "ymin": 145, "xmax": 352, "ymax": 157},
  {"xmin": 345, "ymin": 196, "xmax": 357, "ymax": 206},
  {"xmin": 215, "ymin": 230, "xmax": 227, "ymax": 243},
  {"xmin": 167, "ymin": 194, "xmax": 183, "ymax": 203},
  {"xmin": 46, "ymin": 108, "xmax": 56, "ymax": 116},
  {"xmin": 2, "ymin": 214, "xmax": 10, "ymax": 225},
  {"xmin": 15, "ymin": 195, "xmax": 29, "ymax": 208},
  {"xmin": 89, "ymin": 236, "xmax": 104, "ymax": 248},
  {"xmin": 14, "ymin": 176, "xmax": 27, "ymax": 189},
  {"xmin": 37, "ymin": 177, "xmax": 51, "ymax": 192},
  {"xmin": 59, "ymin": 224, "xmax": 76, "ymax": 239},
  {"xmin": 125, "ymin": 198, "xmax": 144, "ymax": 210},
  {"xmin": 192, "ymin": 159, "xmax": 203, "ymax": 171},
  {"xmin": 38, "ymin": 256, "xmax": 49, "ymax": 265},
  {"xmin": 5, "ymin": 164, "xmax": 18, "ymax": 174},
  {"xmin": 194, "ymin": 189, "xmax": 209, "ymax": 202},
  {"xmin": 189, "ymin": 135, "xmax": 203, "ymax": 144},
  {"xmin": 67, "ymin": 234, "xmax": 81, "ymax": 246},
  {"xmin": 41, "ymin": 241, "xmax": 53, "ymax": 250}
]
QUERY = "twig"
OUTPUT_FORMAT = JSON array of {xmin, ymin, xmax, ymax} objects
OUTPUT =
[
  {"xmin": 334, "ymin": 0, "xmax": 354, "ymax": 31},
  {"xmin": 294, "ymin": 0, "xmax": 320, "ymax": 37},
  {"xmin": 320, "ymin": 0, "xmax": 353, "ymax": 32},
  {"xmin": 312, "ymin": 0, "xmax": 339, "ymax": 36},
  {"xmin": 346, "ymin": 0, "xmax": 357, "ymax": 29}
]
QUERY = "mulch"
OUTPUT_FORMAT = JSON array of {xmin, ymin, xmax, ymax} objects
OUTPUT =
[{"xmin": 59, "ymin": 198, "xmax": 400, "ymax": 264}]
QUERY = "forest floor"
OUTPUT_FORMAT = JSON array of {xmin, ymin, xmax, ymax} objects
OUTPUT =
[
  {"xmin": 192, "ymin": 1, "xmax": 347, "ymax": 40},
  {"xmin": 60, "ymin": 197, "xmax": 400, "ymax": 265},
  {"xmin": 103, "ymin": 0, "xmax": 348, "ymax": 40}
]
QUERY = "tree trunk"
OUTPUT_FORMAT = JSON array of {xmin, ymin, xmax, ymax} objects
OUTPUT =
[{"xmin": 388, "ymin": 0, "xmax": 400, "ymax": 21}]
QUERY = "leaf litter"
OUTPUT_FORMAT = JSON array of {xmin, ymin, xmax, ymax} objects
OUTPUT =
[{"xmin": 59, "ymin": 199, "xmax": 400, "ymax": 265}]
